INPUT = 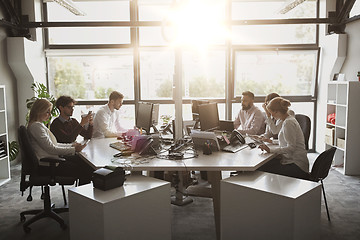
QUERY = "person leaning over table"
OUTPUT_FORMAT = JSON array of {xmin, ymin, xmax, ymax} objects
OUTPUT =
[
  {"xmin": 50, "ymin": 95, "xmax": 93, "ymax": 143},
  {"xmin": 257, "ymin": 97, "xmax": 309, "ymax": 180},
  {"xmin": 262, "ymin": 93, "xmax": 295, "ymax": 140},
  {"xmin": 233, "ymin": 91, "xmax": 265, "ymax": 135},
  {"xmin": 27, "ymin": 99, "xmax": 94, "ymax": 185},
  {"xmin": 92, "ymin": 91, "xmax": 127, "ymax": 138}
]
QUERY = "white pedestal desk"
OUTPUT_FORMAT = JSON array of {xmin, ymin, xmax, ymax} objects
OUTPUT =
[
  {"xmin": 69, "ymin": 175, "xmax": 171, "ymax": 240},
  {"xmin": 78, "ymin": 138, "xmax": 276, "ymax": 240},
  {"xmin": 221, "ymin": 171, "xmax": 321, "ymax": 240}
]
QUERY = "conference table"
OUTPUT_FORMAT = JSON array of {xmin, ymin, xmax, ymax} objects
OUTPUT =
[{"xmin": 78, "ymin": 137, "xmax": 276, "ymax": 240}]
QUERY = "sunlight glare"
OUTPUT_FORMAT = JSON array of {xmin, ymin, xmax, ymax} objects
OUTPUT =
[{"xmin": 164, "ymin": 0, "xmax": 229, "ymax": 49}]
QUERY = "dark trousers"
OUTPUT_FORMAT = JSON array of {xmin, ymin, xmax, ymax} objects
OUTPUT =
[
  {"xmin": 258, "ymin": 157, "xmax": 309, "ymax": 180},
  {"xmin": 40, "ymin": 155, "xmax": 95, "ymax": 185}
]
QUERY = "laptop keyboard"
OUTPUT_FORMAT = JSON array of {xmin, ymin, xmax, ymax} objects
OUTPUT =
[
  {"xmin": 109, "ymin": 142, "xmax": 131, "ymax": 151},
  {"xmin": 222, "ymin": 143, "xmax": 248, "ymax": 153}
]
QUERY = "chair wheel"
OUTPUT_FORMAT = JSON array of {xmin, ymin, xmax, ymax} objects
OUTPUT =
[
  {"xmin": 23, "ymin": 226, "xmax": 31, "ymax": 233},
  {"xmin": 20, "ymin": 215, "xmax": 26, "ymax": 222}
]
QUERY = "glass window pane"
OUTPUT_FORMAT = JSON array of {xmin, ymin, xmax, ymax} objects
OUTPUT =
[
  {"xmin": 47, "ymin": 54, "xmax": 134, "ymax": 100},
  {"xmin": 350, "ymin": 0, "xmax": 360, "ymax": 18},
  {"xmin": 46, "ymin": 1, "xmax": 130, "ymax": 21},
  {"xmin": 232, "ymin": 24, "xmax": 316, "ymax": 44},
  {"xmin": 140, "ymin": 50, "xmax": 175, "ymax": 100},
  {"xmin": 182, "ymin": 50, "xmax": 226, "ymax": 99},
  {"xmin": 48, "ymin": 27, "xmax": 131, "ymax": 45},
  {"xmin": 159, "ymin": 104, "xmax": 175, "ymax": 125},
  {"xmin": 138, "ymin": 0, "xmax": 173, "ymax": 21},
  {"xmin": 139, "ymin": 27, "xmax": 168, "ymax": 46},
  {"xmin": 232, "ymin": 0, "xmax": 316, "ymax": 20},
  {"xmin": 234, "ymin": 50, "xmax": 317, "ymax": 96}
]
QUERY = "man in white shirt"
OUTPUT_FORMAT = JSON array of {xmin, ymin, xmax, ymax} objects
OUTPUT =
[
  {"xmin": 234, "ymin": 91, "xmax": 265, "ymax": 135},
  {"xmin": 93, "ymin": 91, "xmax": 127, "ymax": 138}
]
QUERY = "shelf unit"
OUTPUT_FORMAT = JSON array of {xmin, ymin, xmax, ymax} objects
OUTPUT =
[
  {"xmin": 326, "ymin": 81, "xmax": 360, "ymax": 175},
  {"xmin": 0, "ymin": 85, "xmax": 10, "ymax": 186}
]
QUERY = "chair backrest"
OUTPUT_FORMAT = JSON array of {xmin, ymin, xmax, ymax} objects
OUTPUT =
[
  {"xmin": 295, "ymin": 114, "xmax": 311, "ymax": 150},
  {"xmin": 18, "ymin": 125, "xmax": 40, "ymax": 175},
  {"xmin": 310, "ymin": 147, "xmax": 336, "ymax": 182},
  {"xmin": 18, "ymin": 125, "xmax": 43, "ymax": 192}
]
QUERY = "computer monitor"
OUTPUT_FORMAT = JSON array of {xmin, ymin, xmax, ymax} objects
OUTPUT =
[
  {"xmin": 136, "ymin": 102, "xmax": 153, "ymax": 134},
  {"xmin": 198, "ymin": 103, "xmax": 220, "ymax": 131},
  {"xmin": 191, "ymin": 99, "xmax": 210, "ymax": 120},
  {"xmin": 152, "ymin": 104, "xmax": 159, "ymax": 125}
]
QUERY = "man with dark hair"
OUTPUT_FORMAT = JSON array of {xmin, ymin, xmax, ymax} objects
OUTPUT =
[
  {"xmin": 50, "ymin": 95, "xmax": 93, "ymax": 143},
  {"xmin": 92, "ymin": 91, "xmax": 126, "ymax": 138},
  {"xmin": 233, "ymin": 91, "xmax": 265, "ymax": 135}
]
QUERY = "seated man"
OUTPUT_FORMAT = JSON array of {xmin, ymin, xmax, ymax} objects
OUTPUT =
[
  {"xmin": 93, "ymin": 91, "xmax": 127, "ymax": 138},
  {"xmin": 50, "ymin": 96, "xmax": 93, "ymax": 143},
  {"xmin": 234, "ymin": 91, "xmax": 265, "ymax": 135}
]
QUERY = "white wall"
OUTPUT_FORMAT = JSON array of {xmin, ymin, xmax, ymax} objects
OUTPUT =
[
  {"xmin": 316, "ymin": 0, "xmax": 360, "ymax": 152},
  {"xmin": 0, "ymin": 13, "xmax": 20, "ymax": 145},
  {"xmin": 340, "ymin": 21, "xmax": 360, "ymax": 80}
]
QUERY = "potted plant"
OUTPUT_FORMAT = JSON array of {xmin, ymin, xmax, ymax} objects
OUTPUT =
[{"xmin": 26, "ymin": 82, "xmax": 59, "ymax": 126}]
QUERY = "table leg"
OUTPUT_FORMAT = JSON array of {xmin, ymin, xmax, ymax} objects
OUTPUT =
[
  {"xmin": 208, "ymin": 171, "xmax": 222, "ymax": 240},
  {"xmin": 171, "ymin": 171, "xmax": 193, "ymax": 206}
]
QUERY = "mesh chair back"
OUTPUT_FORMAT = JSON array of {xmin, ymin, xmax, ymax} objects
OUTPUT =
[
  {"xmin": 295, "ymin": 114, "xmax": 311, "ymax": 150},
  {"xmin": 310, "ymin": 147, "xmax": 336, "ymax": 182}
]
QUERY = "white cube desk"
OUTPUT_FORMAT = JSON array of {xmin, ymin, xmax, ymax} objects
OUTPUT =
[
  {"xmin": 221, "ymin": 171, "xmax": 321, "ymax": 240},
  {"xmin": 69, "ymin": 175, "xmax": 171, "ymax": 240},
  {"xmin": 78, "ymin": 137, "xmax": 276, "ymax": 240}
]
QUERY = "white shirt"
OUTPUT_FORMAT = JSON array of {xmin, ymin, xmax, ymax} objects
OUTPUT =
[
  {"xmin": 268, "ymin": 115, "xmax": 309, "ymax": 173},
  {"xmin": 27, "ymin": 122, "xmax": 75, "ymax": 166},
  {"xmin": 234, "ymin": 105, "xmax": 265, "ymax": 135},
  {"xmin": 92, "ymin": 104, "xmax": 126, "ymax": 138},
  {"xmin": 264, "ymin": 109, "xmax": 295, "ymax": 138}
]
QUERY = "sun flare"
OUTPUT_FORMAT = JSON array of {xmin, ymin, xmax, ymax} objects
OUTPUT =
[{"xmin": 163, "ymin": 0, "xmax": 229, "ymax": 49}]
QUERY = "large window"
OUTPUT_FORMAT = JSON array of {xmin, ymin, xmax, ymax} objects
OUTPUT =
[
  {"xmin": 234, "ymin": 50, "xmax": 318, "ymax": 97},
  {"xmin": 44, "ymin": 0, "xmax": 320, "ymax": 149},
  {"xmin": 47, "ymin": 53, "xmax": 134, "ymax": 100}
]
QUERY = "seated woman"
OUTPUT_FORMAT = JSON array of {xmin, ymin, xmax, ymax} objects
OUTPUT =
[
  {"xmin": 262, "ymin": 92, "xmax": 295, "ymax": 140},
  {"xmin": 27, "ymin": 99, "xmax": 94, "ymax": 185},
  {"xmin": 258, "ymin": 97, "xmax": 309, "ymax": 180}
]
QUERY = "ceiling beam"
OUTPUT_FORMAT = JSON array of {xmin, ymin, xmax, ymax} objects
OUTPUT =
[{"xmin": 22, "ymin": 18, "xmax": 333, "ymax": 29}]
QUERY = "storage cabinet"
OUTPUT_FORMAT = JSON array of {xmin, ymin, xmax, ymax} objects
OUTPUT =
[
  {"xmin": 326, "ymin": 81, "xmax": 360, "ymax": 175},
  {"xmin": 0, "ymin": 85, "xmax": 10, "ymax": 186}
]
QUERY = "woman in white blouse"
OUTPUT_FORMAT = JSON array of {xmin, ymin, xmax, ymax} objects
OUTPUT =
[
  {"xmin": 262, "ymin": 93, "xmax": 295, "ymax": 139},
  {"xmin": 27, "ymin": 99, "xmax": 94, "ymax": 185},
  {"xmin": 258, "ymin": 97, "xmax": 309, "ymax": 180}
]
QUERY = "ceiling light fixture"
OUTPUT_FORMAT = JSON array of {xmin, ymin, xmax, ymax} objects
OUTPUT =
[
  {"xmin": 46, "ymin": 0, "xmax": 86, "ymax": 16},
  {"xmin": 279, "ymin": 0, "xmax": 306, "ymax": 14}
]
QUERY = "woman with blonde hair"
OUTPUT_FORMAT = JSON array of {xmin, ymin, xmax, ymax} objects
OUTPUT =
[
  {"xmin": 27, "ymin": 99, "xmax": 94, "ymax": 185},
  {"xmin": 258, "ymin": 97, "xmax": 309, "ymax": 180}
]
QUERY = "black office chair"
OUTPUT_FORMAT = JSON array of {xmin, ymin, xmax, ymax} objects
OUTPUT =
[
  {"xmin": 18, "ymin": 126, "xmax": 77, "ymax": 233},
  {"xmin": 295, "ymin": 114, "xmax": 311, "ymax": 150},
  {"xmin": 308, "ymin": 147, "xmax": 336, "ymax": 221}
]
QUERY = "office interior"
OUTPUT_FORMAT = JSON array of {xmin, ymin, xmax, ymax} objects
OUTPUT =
[{"xmin": 1, "ymin": 0, "xmax": 360, "ymax": 239}]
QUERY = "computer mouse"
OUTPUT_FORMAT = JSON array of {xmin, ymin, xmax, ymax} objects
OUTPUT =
[{"xmin": 248, "ymin": 142, "xmax": 256, "ymax": 149}]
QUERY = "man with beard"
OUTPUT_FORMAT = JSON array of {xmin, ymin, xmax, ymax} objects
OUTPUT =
[
  {"xmin": 233, "ymin": 91, "xmax": 265, "ymax": 135},
  {"xmin": 92, "ymin": 91, "xmax": 127, "ymax": 138},
  {"xmin": 50, "ymin": 95, "xmax": 93, "ymax": 143}
]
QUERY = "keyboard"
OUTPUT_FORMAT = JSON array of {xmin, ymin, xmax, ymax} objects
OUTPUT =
[
  {"xmin": 109, "ymin": 142, "xmax": 132, "ymax": 151},
  {"xmin": 221, "ymin": 143, "xmax": 248, "ymax": 153}
]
